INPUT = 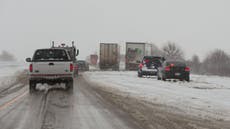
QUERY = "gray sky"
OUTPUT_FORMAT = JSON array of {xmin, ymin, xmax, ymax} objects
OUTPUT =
[{"xmin": 0, "ymin": 0, "xmax": 229, "ymax": 61}]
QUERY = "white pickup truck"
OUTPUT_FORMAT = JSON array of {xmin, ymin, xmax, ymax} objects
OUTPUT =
[{"xmin": 26, "ymin": 48, "xmax": 74, "ymax": 92}]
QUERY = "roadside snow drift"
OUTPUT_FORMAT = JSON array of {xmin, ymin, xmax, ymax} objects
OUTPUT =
[
  {"xmin": 0, "ymin": 61, "xmax": 26, "ymax": 89},
  {"xmin": 84, "ymin": 71, "xmax": 230, "ymax": 121}
]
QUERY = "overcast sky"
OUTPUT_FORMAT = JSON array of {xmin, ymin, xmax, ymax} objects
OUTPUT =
[{"xmin": 0, "ymin": 0, "xmax": 229, "ymax": 61}]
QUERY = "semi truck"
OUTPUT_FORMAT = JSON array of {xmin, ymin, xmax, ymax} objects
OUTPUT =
[
  {"xmin": 99, "ymin": 43, "xmax": 120, "ymax": 70},
  {"xmin": 125, "ymin": 42, "xmax": 152, "ymax": 70}
]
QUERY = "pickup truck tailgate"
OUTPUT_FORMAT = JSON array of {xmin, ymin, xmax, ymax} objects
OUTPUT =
[{"xmin": 32, "ymin": 62, "xmax": 72, "ymax": 75}]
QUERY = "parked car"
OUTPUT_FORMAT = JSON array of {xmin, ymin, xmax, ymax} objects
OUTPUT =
[
  {"xmin": 157, "ymin": 60, "xmax": 190, "ymax": 82},
  {"xmin": 76, "ymin": 60, "xmax": 89, "ymax": 71},
  {"xmin": 138, "ymin": 56, "xmax": 164, "ymax": 77},
  {"xmin": 26, "ymin": 48, "xmax": 74, "ymax": 92}
]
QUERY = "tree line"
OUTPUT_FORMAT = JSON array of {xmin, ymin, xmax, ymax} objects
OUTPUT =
[
  {"xmin": 153, "ymin": 42, "xmax": 230, "ymax": 77},
  {"xmin": 0, "ymin": 51, "xmax": 16, "ymax": 61}
]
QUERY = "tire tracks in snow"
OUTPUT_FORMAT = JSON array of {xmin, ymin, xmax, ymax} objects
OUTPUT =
[{"xmin": 84, "ymin": 76, "xmax": 230, "ymax": 129}]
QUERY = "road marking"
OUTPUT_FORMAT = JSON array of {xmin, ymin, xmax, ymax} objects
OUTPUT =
[{"xmin": 0, "ymin": 91, "xmax": 28, "ymax": 111}]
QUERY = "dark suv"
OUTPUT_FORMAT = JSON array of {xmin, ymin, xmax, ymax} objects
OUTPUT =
[
  {"xmin": 138, "ymin": 56, "xmax": 164, "ymax": 77},
  {"xmin": 76, "ymin": 60, "xmax": 89, "ymax": 71},
  {"xmin": 157, "ymin": 60, "xmax": 190, "ymax": 82}
]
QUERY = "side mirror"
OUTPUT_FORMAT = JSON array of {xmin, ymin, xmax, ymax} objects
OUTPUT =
[
  {"xmin": 26, "ymin": 58, "xmax": 32, "ymax": 62},
  {"xmin": 76, "ymin": 49, "xmax": 79, "ymax": 56}
]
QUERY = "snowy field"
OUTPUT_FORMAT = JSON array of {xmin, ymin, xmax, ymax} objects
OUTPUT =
[
  {"xmin": 84, "ymin": 71, "xmax": 230, "ymax": 121},
  {"xmin": 0, "ymin": 61, "xmax": 27, "ymax": 88}
]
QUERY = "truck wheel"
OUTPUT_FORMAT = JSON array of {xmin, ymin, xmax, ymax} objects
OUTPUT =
[
  {"xmin": 113, "ymin": 66, "xmax": 119, "ymax": 71},
  {"xmin": 162, "ymin": 76, "xmax": 166, "ymax": 81},
  {"xmin": 185, "ymin": 76, "xmax": 190, "ymax": 82},
  {"xmin": 138, "ymin": 72, "xmax": 143, "ymax": 77},
  {"xmin": 66, "ymin": 80, "xmax": 73, "ymax": 91},
  {"xmin": 29, "ymin": 80, "xmax": 36, "ymax": 93}
]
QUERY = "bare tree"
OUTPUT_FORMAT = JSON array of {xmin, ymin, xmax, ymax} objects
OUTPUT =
[
  {"xmin": 191, "ymin": 54, "xmax": 201, "ymax": 74},
  {"xmin": 0, "ymin": 51, "xmax": 16, "ymax": 61},
  {"xmin": 202, "ymin": 49, "xmax": 230, "ymax": 76},
  {"xmin": 150, "ymin": 43, "xmax": 163, "ymax": 56},
  {"xmin": 162, "ymin": 42, "xmax": 184, "ymax": 60}
]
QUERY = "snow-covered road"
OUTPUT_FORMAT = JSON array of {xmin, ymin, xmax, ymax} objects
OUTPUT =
[
  {"xmin": 84, "ymin": 71, "xmax": 230, "ymax": 121},
  {"xmin": 0, "ymin": 63, "xmax": 143, "ymax": 129}
]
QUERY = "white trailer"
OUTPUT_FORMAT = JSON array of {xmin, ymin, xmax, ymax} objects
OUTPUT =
[{"xmin": 125, "ymin": 42, "xmax": 152, "ymax": 70}]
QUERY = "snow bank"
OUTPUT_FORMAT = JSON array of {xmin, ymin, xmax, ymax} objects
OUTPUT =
[
  {"xmin": 0, "ymin": 61, "xmax": 27, "ymax": 89},
  {"xmin": 84, "ymin": 71, "xmax": 230, "ymax": 121}
]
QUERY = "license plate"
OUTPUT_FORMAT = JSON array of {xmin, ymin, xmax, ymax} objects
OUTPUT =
[{"xmin": 175, "ymin": 73, "xmax": 181, "ymax": 76}]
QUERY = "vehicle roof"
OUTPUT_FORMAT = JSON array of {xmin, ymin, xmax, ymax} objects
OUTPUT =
[
  {"xmin": 36, "ymin": 48, "xmax": 67, "ymax": 51},
  {"xmin": 126, "ymin": 42, "xmax": 148, "ymax": 44},
  {"xmin": 77, "ymin": 60, "xmax": 86, "ymax": 62},
  {"xmin": 143, "ymin": 56, "xmax": 163, "ymax": 58},
  {"xmin": 165, "ymin": 59, "xmax": 185, "ymax": 63},
  {"xmin": 165, "ymin": 60, "xmax": 186, "ymax": 65}
]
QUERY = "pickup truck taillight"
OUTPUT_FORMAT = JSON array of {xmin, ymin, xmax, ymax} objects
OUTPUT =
[
  {"xmin": 185, "ymin": 67, "xmax": 190, "ymax": 72},
  {"xmin": 139, "ymin": 63, "xmax": 143, "ymax": 69},
  {"xmin": 165, "ymin": 66, "xmax": 170, "ymax": 71},
  {"xmin": 29, "ymin": 64, "xmax": 33, "ymax": 72},
  {"xmin": 70, "ymin": 63, "xmax": 74, "ymax": 72}
]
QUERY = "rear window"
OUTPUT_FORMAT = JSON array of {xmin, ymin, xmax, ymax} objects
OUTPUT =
[
  {"xmin": 33, "ymin": 49, "xmax": 70, "ymax": 62},
  {"xmin": 77, "ymin": 61, "xmax": 86, "ymax": 65},
  {"xmin": 166, "ymin": 61, "xmax": 186, "ymax": 67},
  {"xmin": 143, "ymin": 56, "xmax": 163, "ymax": 66}
]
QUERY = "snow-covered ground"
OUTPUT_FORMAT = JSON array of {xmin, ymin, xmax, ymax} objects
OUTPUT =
[
  {"xmin": 84, "ymin": 71, "xmax": 230, "ymax": 121},
  {"xmin": 0, "ymin": 61, "xmax": 27, "ymax": 88}
]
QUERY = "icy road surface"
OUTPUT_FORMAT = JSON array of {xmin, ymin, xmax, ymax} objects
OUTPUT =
[
  {"xmin": 0, "ymin": 75, "xmax": 142, "ymax": 129},
  {"xmin": 84, "ymin": 71, "xmax": 230, "ymax": 122}
]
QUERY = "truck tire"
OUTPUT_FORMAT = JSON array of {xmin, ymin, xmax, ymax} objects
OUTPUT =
[
  {"xmin": 66, "ymin": 79, "xmax": 73, "ymax": 91},
  {"xmin": 162, "ymin": 76, "xmax": 166, "ymax": 81},
  {"xmin": 29, "ymin": 80, "xmax": 36, "ymax": 93},
  {"xmin": 112, "ymin": 65, "xmax": 119, "ymax": 71},
  {"xmin": 185, "ymin": 76, "xmax": 190, "ymax": 82},
  {"xmin": 138, "ymin": 72, "xmax": 143, "ymax": 77}
]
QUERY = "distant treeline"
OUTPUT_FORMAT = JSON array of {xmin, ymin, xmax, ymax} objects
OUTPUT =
[
  {"xmin": 187, "ymin": 49, "xmax": 230, "ymax": 77},
  {"xmin": 152, "ymin": 42, "xmax": 230, "ymax": 77},
  {"xmin": 0, "ymin": 50, "xmax": 16, "ymax": 61}
]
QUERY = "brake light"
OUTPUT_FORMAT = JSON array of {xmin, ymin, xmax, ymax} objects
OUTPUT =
[
  {"xmin": 185, "ymin": 67, "xmax": 190, "ymax": 72},
  {"xmin": 29, "ymin": 64, "xmax": 33, "ymax": 72},
  {"xmin": 170, "ymin": 64, "xmax": 174, "ymax": 67},
  {"xmin": 70, "ymin": 63, "xmax": 74, "ymax": 72},
  {"xmin": 144, "ymin": 59, "xmax": 149, "ymax": 64},
  {"xmin": 165, "ymin": 66, "xmax": 170, "ymax": 71},
  {"xmin": 139, "ymin": 63, "xmax": 143, "ymax": 69}
]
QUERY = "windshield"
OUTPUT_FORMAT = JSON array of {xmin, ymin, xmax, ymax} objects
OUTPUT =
[{"xmin": 33, "ymin": 49, "xmax": 70, "ymax": 61}]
